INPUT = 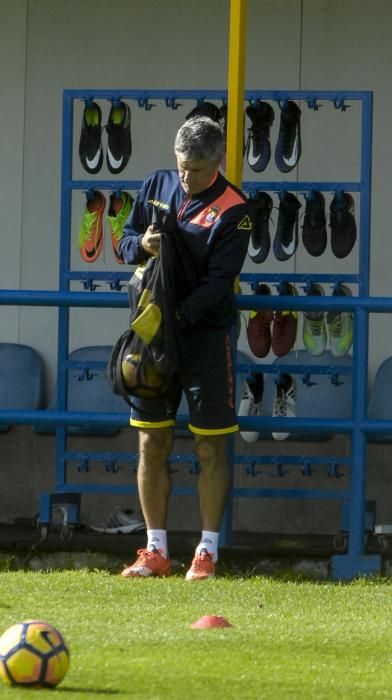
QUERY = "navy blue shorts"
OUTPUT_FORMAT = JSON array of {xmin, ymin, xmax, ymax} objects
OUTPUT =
[{"xmin": 130, "ymin": 326, "xmax": 238, "ymax": 435}]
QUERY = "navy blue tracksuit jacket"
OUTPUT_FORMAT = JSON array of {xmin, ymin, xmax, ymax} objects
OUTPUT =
[{"xmin": 118, "ymin": 169, "xmax": 253, "ymax": 331}]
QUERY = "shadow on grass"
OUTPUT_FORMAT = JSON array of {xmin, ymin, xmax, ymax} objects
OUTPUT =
[{"xmin": 57, "ymin": 689, "xmax": 120, "ymax": 695}]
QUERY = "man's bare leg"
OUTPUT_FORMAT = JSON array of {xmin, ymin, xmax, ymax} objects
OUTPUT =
[
  {"xmin": 195, "ymin": 434, "xmax": 230, "ymax": 531},
  {"xmin": 121, "ymin": 427, "xmax": 173, "ymax": 578},
  {"xmin": 185, "ymin": 434, "xmax": 230, "ymax": 580},
  {"xmin": 137, "ymin": 427, "xmax": 173, "ymax": 528}
]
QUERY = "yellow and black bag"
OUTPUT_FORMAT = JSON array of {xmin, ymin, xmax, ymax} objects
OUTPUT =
[{"xmin": 107, "ymin": 231, "xmax": 178, "ymax": 408}]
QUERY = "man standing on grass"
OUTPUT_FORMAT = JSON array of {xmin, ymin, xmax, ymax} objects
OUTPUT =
[{"xmin": 118, "ymin": 116, "xmax": 253, "ymax": 580}]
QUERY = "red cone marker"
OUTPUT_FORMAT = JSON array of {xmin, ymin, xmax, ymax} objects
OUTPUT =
[{"xmin": 190, "ymin": 615, "xmax": 233, "ymax": 629}]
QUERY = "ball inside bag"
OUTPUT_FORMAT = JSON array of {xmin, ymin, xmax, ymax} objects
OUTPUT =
[
  {"xmin": 0, "ymin": 620, "xmax": 70, "ymax": 687},
  {"xmin": 122, "ymin": 352, "xmax": 166, "ymax": 398}
]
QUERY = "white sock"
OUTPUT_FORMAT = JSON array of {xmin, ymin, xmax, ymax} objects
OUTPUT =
[
  {"xmin": 147, "ymin": 529, "xmax": 168, "ymax": 559},
  {"xmin": 196, "ymin": 530, "xmax": 219, "ymax": 563}
]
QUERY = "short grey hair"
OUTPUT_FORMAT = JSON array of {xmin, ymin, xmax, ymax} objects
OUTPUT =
[{"xmin": 174, "ymin": 116, "xmax": 225, "ymax": 164}]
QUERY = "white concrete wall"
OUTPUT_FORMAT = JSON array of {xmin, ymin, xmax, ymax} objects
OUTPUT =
[
  {"xmin": 0, "ymin": 0, "xmax": 27, "ymax": 339},
  {"xmin": 0, "ymin": 0, "xmax": 390, "ymax": 396},
  {"xmin": 1, "ymin": 0, "xmax": 392, "ymax": 531}
]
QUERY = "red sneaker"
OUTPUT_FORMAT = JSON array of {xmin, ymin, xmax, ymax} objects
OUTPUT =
[
  {"xmin": 121, "ymin": 547, "xmax": 172, "ymax": 578},
  {"xmin": 271, "ymin": 311, "xmax": 297, "ymax": 357},
  {"xmin": 78, "ymin": 190, "xmax": 106, "ymax": 263},
  {"xmin": 271, "ymin": 282, "xmax": 298, "ymax": 357},
  {"xmin": 185, "ymin": 549, "xmax": 215, "ymax": 581},
  {"xmin": 246, "ymin": 283, "xmax": 273, "ymax": 358}
]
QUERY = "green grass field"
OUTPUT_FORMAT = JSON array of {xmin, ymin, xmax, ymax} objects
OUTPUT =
[{"xmin": 0, "ymin": 570, "xmax": 392, "ymax": 699}]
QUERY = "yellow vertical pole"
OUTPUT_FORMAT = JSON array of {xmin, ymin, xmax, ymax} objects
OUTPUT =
[{"xmin": 225, "ymin": 0, "xmax": 248, "ymax": 188}]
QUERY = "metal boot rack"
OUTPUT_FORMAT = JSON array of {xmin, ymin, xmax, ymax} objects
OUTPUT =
[{"xmin": 0, "ymin": 88, "xmax": 389, "ymax": 580}]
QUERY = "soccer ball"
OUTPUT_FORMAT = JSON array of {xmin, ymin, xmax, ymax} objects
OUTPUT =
[
  {"xmin": 122, "ymin": 352, "xmax": 167, "ymax": 398},
  {"xmin": 0, "ymin": 619, "xmax": 70, "ymax": 687}
]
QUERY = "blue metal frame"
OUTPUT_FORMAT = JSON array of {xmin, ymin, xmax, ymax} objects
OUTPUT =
[{"xmin": 0, "ymin": 88, "xmax": 379, "ymax": 579}]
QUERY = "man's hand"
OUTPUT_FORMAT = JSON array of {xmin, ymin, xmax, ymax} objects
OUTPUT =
[{"xmin": 141, "ymin": 225, "xmax": 161, "ymax": 256}]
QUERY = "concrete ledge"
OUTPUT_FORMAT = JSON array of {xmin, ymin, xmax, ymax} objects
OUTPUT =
[{"xmin": 0, "ymin": 526, "xmax": 389, "ymax": 580}]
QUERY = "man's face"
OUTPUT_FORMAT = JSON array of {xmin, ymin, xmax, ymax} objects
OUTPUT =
[{"xmin": 175, "ymin": 153, "xmax": 219, "ymax": 195}]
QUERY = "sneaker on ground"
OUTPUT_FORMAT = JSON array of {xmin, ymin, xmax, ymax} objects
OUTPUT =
[
  {"xmin": 88, "ymin": 507, "xmax": 146, "ymax": 534},
  {"xmin": 330, "ymin": 192, "xmax": 357, "ymax": 259},
  {"xmin": 248, "ymin": 191, "xmax": 273, "ymax": 263},
  {"xmin": 78, "ymin": 190, "xmax": 106, "ymax": 263},
  {"xmin": 245, "ymin": 102, "xmax": 275, "ymax": 172},
  {"xmin": 121, "ymin": 546, "xmax": 172, "ymax": 578},
  {"xmin": 239, "ymin": 372, "xmax": 264, "ymax": 444},
  {"xmin": 302, "ymin": 190, "xmax": 327, "ymax": 257},
  {"xmin": 272, "ymin": 373, "xmax": 297, "ymax": 441},
  {"xmin": 79, "ymin": 101, "xmax": 103, "ymax": 174},
  {"xmin": 107, "ymin": 191, "xmax": 134, "ymax": 264},
  {"xmin": 273, "ymin": 191, "xmax": 301, "ymax": 261},
  {"xmin": 271, "ymin": 283, "xmax": 298, "ymax": 357},
  {"xmin": 247, "ymin": 283, "xmax": 274, "ymax": 358},
  {"xmin": 303, "ymin": 283, "xmax": 327, "ymax": 356},
  {"xmin": 185, "ymin": 548, "xmax": 215, "ymax": 581},
  {"xmin": 106, "ymin": 101, "xmax": 132, "ymax": 174},
  {"xmin": 326, "ymin": 285, "xmax": 353, "ymax": 357},
  {"xmin": 275, "ymin": 101, "xmax": 301, "ymax": 173}
]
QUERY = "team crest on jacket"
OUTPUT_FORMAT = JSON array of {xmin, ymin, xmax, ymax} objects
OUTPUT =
[{"xmin": 205, "ymin": 206, "xmax": 220, "ymax": 224}]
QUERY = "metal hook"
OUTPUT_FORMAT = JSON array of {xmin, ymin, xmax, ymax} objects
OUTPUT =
[
  {"xmin": 277, "ymin": 278, "xmax": 291, "ymax": 295},
  {"xmin": 130, "ymin": 454, "xmax": 138, "ymax": 473},
  {"xmin": 306, "ymin": 98, "xmax": 321, "ymax": 111},
  {"xmin": 302, "ymin": 278, "xmax": 315, "ymax": 294},
  {"xmin": 85, "ymin": 188, "xmax": 96, "ymax": 202},
  {"xmin": 246, "ymin": 461, "xmax": 260, "ymax": 477},
  {"xmin": 189, "ymin": 458, "xmax": 200, "ymax": 475},
  {"xmin": 109, "ymin": 96, "xmax": 122, "ymax": 109},
  {"xmin": 82, "ymin": 275, "xmax": 99, "ymax": 292},
  {"xmin": 302, "ymin": 459, "xmax": 314, "ymax": 477},
  {"xmin": 304, "ymin": 187, "xmax": 318, "ymax": 203},
  {"xmin": 137, "ymin": 97, "xmax": 154, "ymax": 111},
  {"xmin": 77, "ymin": 364, "xmax": 94, "ymax": 381},
  {"xmin": 165, "ymin": 96, "xmax": 181, "ymax": 110},
  {"xmin": 77, "ymin": 457, "xmax": 90, "ymax": 473},
  {"xmin": 330, "ymin": 370, "xmax": 344, "ymax": 387},
  {"xmin": 302, "ymin": 370, "xmax": 317, "ymax": 387},
  {"xmin": 333, "ymin": 188, "xmax": 345, "ymax": 202},
  {"xmin": 327, "ymin": 459, "xmax": 341, "ymax": 478},
  {"xmin": 277, "ymin": 188, "xmax": 288, "ymax": 203},
  {"xmin": 109, "ymin": 275, "xmax": 125, "ymax": 292},
  {"xmin": 332, "ymin": 279, "xmax": 346, "ymax": 297},
  {"xmin": 105, "ymin": 457, "xmax": 119, "ymax": 474},
  {"xmin": 269, "ymin": 461, "xmax": 288, "ymax": 477},
  {"xmin": 333, "ymin": 98, "xmax": 350, "ymax": 112},
  {"xmin": 168, "ymin": 458, "xmax": 179, "ymax": 475}
]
